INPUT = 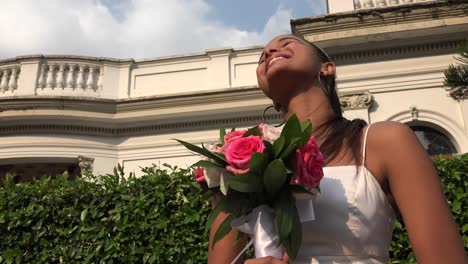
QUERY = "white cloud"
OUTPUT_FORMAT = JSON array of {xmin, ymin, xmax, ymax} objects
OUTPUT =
[{"xmin": 0, "ymin": 0, "xmax": 293, "ymax": 60}]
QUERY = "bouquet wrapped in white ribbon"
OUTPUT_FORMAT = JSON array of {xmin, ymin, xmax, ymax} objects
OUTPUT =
[{"xmin": 176, "ymin": 114, "xmax": 324, "ymax": 262}]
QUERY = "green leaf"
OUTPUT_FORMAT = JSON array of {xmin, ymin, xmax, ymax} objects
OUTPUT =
[
  {"xmin": 220, "ymin": 128, "xmax": 226, "ymax": 144},
  {"xmin": 212, "ymin": 214, "xmax": 235, "ymax": 248},
  {"xmin": 272, "ymin": 136, "xmax": 286, "ymax": 158},
  {"xmin": 249, "ymin": 152, "xmax": 267, "ymax": 175},
  {"xmin": 285, "ymin": 209, "xmax": 302, "ymax": 261},
  {"xmin": 173, "ymin": 139, "xmax": 225, "ymax": 165},
  {"xmin": 263, "ymin": 140, "xmax": 274, "ymax": 157},
  {"xmin": 273, "ymin": 189, "xmax": 301, "ymax": 261},
  {"xmin": 263, "ymin": 159, "xmax": 288, "ymax": 197},
  {"xmin": 274, "ymin": 190, "xmax": 295, "ymax": 245},
  {"xmin": 298, "ymin": 120, "xmax": 313, "ymax": 147},
  {"xmin": 281, "ymin": 114, "xmax": 302, "ymax": 142},
  {"xmin": 300, "ymin": 119, "xmax": 312, "ymax": 132},
  {"xmin": 243, "ymin": 125, "xmax": 262, "ymax": 137},
  {"xmin": 192, "ymin": 160, "xmax": 224, "ymax": 169},
  {"xmin": 279, "ymin": 138, "xmax": 301, "ymax": 160},
  {"xmin": 228, "ymin": 173, "xmax": 262, "ymax": 193},
  {"xmin": 80, "ymin": 208, "xmax": 88, "ymax": 222},
  {"xmin": 143, "ymin": 253, "xmax": 150, "ymax": 263},
  {"xmin": 462, "ymin": 223, "xmax": 468, "ymax": 233}
]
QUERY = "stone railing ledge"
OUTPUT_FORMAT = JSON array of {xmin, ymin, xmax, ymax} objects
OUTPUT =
[
  {"xmin": 206, "ymin": 47, "xmax": 233, "ymax": 57},
  {"xmin": 0, "ymin": 54, "xmax": 136, "ymax": 65},
  {"xmin": 136, "ymin": 50, "xmax": 210, "ymax": 63}
]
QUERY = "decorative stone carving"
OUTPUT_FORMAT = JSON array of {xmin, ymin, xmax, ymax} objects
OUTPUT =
[
  {"xmin": 339, "ymin": 92, "xmax": 374, "ymax": 110},
  {"xmin": 410, "ymin": 105, "xmax": 419, "ymax": 120},
  {"xmin": 78, "ymin": 156, "xmax": 94, "ymax": 174}
]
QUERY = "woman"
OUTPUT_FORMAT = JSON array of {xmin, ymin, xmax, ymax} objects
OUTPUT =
[{"xmin": 208, "ymin": 34, "xmax": 467, "ymax": 264}]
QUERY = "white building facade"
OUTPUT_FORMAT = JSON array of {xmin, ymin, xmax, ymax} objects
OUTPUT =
[{"xmin": 0, "ymin": 0, "xmax": 466, "ymax": 178}]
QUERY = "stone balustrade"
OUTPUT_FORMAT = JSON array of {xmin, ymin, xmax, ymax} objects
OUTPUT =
[
  {"xmin": 36, "ymin": 63, "xmax": 103, "ymax": 96},
  {"xmin": 0, "ymin": 48, "xmax": 262, "ymax": 100},
  {"xmin": 0, "ymin": 66, "xmax": 20, "ymax": 94},
  {"xmin": 354, "ymin": 0, "xmax": 436, "ymax": 9}
]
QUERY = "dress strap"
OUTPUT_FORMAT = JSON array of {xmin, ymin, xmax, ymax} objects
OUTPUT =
[{"xmin": 361, "ymin": 124, "xmax": 373, "ymax": 166}]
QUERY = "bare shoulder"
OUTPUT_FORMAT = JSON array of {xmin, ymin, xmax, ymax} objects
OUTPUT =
[
  {"xmin": 365, "ymin": 121, "xmax": 420, "ymax": 151},
  {"xmin": 366, "ymin": 121, "xmax": 414, "ymax": 139},
  {"xmin": 364, "ymin": 121, "xmax": 426, "ymax": 176}
]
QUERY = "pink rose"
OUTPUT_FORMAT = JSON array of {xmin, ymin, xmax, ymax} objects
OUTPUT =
[
  {"xmin": 225, "ymin": 136, "xmax": 265, "ymax": 174},
  {"xmin": 291, "ymin": 136, "xmax": 324, "ymax": 191},
  {"xmin": 194, "ymin": 167, "xmax": 206, "ymax": 183},
  {"xmin": 222, "ymin": 130, "xmax": 247, "ymax": 152}
]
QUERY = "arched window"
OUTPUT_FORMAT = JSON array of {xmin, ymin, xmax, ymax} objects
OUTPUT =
[{"xmin": 410, "ymin": 125, "xmax": 457, "ymax": 156}]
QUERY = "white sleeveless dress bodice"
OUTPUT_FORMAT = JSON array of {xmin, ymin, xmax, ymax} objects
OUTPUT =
[{"xmin": 296, "ymin": 126, "xmax": 396, "ymax": 263}]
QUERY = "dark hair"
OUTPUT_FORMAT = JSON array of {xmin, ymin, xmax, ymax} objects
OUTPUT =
[{"xmin": 306, "ymin": 40, "xmax": 368, "ymax": 166}]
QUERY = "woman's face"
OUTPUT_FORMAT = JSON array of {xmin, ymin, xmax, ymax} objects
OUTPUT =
[{"xmin": 256, "ymin": 34, "xmax": 320, "ymax": 105}]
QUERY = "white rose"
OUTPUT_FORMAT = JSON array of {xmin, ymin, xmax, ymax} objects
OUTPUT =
[
  {"xmin": 262, "ymin": 124, "xmax": 282, "ymax": 143},
  {"xmin": 204, "ymin": 166, "xmax": 221, "ymax": 188}
]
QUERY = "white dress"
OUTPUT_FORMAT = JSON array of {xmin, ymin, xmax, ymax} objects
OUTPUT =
[{"xmin": 296, "ymin": 125, "xmax": 396, "ymax": 263}]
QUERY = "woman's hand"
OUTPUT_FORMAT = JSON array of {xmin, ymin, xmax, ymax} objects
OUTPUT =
[{"xmin": 244, "ymin": 253, "xmax": 290, "ymax": 264}]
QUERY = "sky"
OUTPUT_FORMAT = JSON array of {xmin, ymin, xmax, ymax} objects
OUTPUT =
[{"xmin": 0, "ymin": 0, "xmax": 327, "ymax": 60}]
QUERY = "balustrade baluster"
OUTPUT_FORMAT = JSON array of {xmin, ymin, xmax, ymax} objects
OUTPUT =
[
  {"xmin": 8, "ymin": 68, "xmax": 18, "ymax": 91},
  {"xmin": 86, "ymin": 66, "xmax": 95, "ymax": 90},
  {"xmin": 376, "ymin": 0, "xmax": 387, "ymax": 6},
  {"xmin": 37, "ymin": 65, "xmax": 45, "ymax": 89},
  {"xmin": 0, "ymin": 69, "xmax": 9, "ymax": 91},
  {"xmin": 354, "ymin": 0, "xmax": 362, "ymax": 9},
  {"xmin": 66, "ymin": 64, "xmax": 75, "ymax": 89},
  {"xmin": 389, "ymin": 0, "xmax": 399, "ymax": 5},
  {"xmin": 76, "ymin": 65, "xmax": 85, "ymax": 90},
  {"xmin": 362, "ymin": 0, "xmax": 374, "ymax": 8},
  {"xmin": 56, "ymin": 64, "xmax": 65, "ymax": 89},
  {"xmin": 97, "ymin": 66, "xmax": 104, "ymax": 90},
  {"xmin": 46, "ymin": 65, "xmax": 56, "ymax": 89}
]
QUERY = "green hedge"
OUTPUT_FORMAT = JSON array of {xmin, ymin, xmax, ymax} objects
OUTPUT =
[
  {"xmin": 0, "ymin": 164, "xmax": 211, "ymax": 264},
  {"xmin": 389, "ymin": 154, "xmax": 468, "ymax": 263},
  {"xmin": 0, "ymin": 155, "xmax": 466, "ymax": 263}
]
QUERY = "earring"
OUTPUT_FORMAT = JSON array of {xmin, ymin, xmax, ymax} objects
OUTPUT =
[
  {"xmin": 317, "ymin": 71, "xmax": 323, "ymax": 85},
  {"xmin": 262, "ymin": 105, "xmax": 285, "ymax": 127}
]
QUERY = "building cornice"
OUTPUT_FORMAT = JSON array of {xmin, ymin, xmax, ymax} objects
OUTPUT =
[
  {"xmin": 0, "ymin": 86, "xmax": 265, "ymax": 114},
  {"xmin": 0, "ymin": 89, "xmax": 376, "ymax": 137},
  {"xmin": 0, "ymin": 113, "xmax": 284, "ymax": 137},
  {"xmin": 291, "ymin": 0, "xmax": 468, "ymax": 50}
]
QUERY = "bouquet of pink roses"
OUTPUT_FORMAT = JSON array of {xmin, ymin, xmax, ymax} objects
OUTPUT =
[{"xmin": 176, "ymin": 114, "xmax": 324, "ymax": 262}]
